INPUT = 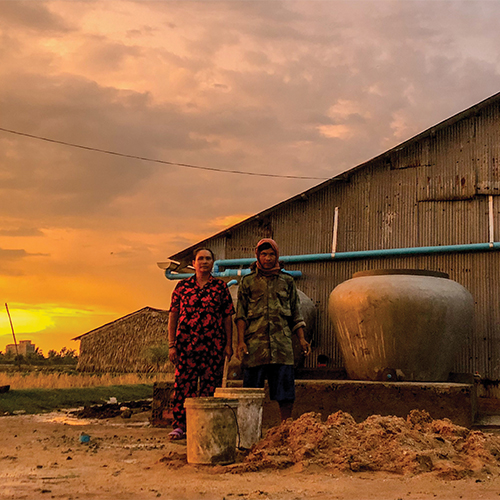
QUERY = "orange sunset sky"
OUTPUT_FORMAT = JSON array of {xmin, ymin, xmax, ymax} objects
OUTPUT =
[{"xmin": 1, "ymin": 0, "xmax": 500, "ymax": 355}]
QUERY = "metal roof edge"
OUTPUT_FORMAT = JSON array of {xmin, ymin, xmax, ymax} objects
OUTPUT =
[{"xmin": 71, "ymin": 306, "xmax": 168, "ymax": 341}]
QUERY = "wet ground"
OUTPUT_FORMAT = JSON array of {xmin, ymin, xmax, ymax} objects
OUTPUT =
[{"xmin": 3, "ymin": 406, "xmax": 500, "ymax": 499}]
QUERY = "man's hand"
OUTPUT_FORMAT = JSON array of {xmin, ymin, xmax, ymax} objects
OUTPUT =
[
  {"xmin": 236, "ymin": 341, "xmax": 249, "ymax": 361},
  {"xmin": 295, "ymin": 327, "xmax": 311, "ymax": 356},
  {"xmin": 299, "ymin": 338, "xmax": 311, "ymax": 356}
]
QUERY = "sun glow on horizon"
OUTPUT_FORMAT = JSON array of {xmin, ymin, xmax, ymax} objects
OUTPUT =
[
  {"xmin": 2, "ymin": 304, "xmax": 55, "ymax": 334},
  {"xmin": 1, "ymin": 303, "xmax": 118, "ymax": 353}
]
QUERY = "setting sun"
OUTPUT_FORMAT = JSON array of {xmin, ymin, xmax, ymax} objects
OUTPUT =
[
  {"xmin": 2, "ymin": 304, "xmax": 55, "ymax": 333},
  {"xmin": 0, "ymin": 303, "xmax": 116, "ymax": 354}
]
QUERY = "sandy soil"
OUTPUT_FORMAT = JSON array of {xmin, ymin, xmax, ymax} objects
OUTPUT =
[{"xmin": 2, "ymin": 409, "xmax": 500, "ymax": 500}]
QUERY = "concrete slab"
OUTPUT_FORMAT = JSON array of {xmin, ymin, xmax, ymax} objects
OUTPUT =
[
  {"xmin": 151, "ymin": 379, "xmax": 477, "ymax": 430},
  {"xmin": 246, "ymin": 380, "xmax": 477, "ymax": 429},
  {"xmin": 474, "ymin": 414, "xmax": 500, "ymax": 428},
  {"xmin": 473, "ymin": 397, "xmax": 500, "ymax": 428}
]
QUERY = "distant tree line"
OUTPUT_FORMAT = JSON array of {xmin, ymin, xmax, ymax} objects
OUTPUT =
[{"xmin": 0, "ymin": 346, "xmax": 78, "ymax": 366}]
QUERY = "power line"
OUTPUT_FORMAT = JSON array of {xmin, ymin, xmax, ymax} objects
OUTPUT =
[{"xmin": 0, "ymin": 126, "xmax": 329, "ymax": 181}]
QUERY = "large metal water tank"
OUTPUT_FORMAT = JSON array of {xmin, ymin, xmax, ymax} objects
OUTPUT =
[{"xmin": 328, "ymin": 269, "xmax": 474, "ymax": 382}]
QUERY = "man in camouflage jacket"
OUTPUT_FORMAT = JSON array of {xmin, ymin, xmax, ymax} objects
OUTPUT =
[{"xmin": 236, "ymin": 238, "xmax": 311, "ymax": 421}]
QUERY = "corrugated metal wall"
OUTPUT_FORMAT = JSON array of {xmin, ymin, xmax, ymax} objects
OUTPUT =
[
  {"xmin": 172, "ymin": 95, "xmax": 500, "ymax": 383},
  {"xmin": 208, "ymin": 236, "xmax": 227, "ymax": 262}
]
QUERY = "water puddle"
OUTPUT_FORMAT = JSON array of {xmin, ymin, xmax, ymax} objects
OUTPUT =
[{"xmin": 32, "ymin": 411, "xmax": 96, "ymax": 426}]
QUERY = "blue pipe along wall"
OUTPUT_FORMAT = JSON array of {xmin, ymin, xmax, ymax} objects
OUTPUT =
[{"xmin": 164, "ymin": 242, "xmax": 500, "ymax": 280}]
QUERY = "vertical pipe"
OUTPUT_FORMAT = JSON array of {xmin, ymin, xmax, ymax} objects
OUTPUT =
[
  {"xmin": 331, "ymin": 207, "xmax": 339, "ymax": 256},
  {"xmin": 489, "ymin": 195, "xmax": 495, "ymax": 248},
  {"xmin": 5, "ymin": 303, "xmax": 19, "ymax": 357}
]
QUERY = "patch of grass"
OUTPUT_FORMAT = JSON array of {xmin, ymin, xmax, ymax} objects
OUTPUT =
[
  {"xmin": 0, "ymin": 371, "xmax": 173, "ymax": 390},
  {"xmin": 0, "ymin": 384, "xmax": 155, "ymax": 415}
]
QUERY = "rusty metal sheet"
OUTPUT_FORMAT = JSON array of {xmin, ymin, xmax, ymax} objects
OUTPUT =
[{"xmin": 417, "ymin": 168, "xmax": 476, "ymax": 201}]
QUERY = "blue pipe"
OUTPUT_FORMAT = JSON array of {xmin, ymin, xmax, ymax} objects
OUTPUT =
[
  {"xmin": 165, "ymin": 268, "xmax": 302, "ymax": 280},
  {"xmin": 215, "ymin": 242, "xmax": 500, "ymax": 267},
  {"xmin": 165, "ymin": 242, "xmax": 500, "ymax": 281}
]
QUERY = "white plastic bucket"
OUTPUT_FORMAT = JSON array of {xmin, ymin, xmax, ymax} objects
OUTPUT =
[
  {"xmin": 184, "ymin": 397, "xmax": 239, "ymax": 465},
  {"xmin": 214, "ymin": 387, "xmax": 265, "ymax": 449}
]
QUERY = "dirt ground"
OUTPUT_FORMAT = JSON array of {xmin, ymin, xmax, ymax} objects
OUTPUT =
[{"xmin": 3, "ymin": 408, "xmax": 500, "ymax": 500}]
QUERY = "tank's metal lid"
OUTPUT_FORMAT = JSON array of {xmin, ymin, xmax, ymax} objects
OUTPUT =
[{"xmin": 353, "ymin": 269, "xmax": 449, "ymax": 279}]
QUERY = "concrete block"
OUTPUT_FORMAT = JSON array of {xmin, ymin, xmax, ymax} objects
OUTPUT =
[{"xmin": 266, "ymin": 380, "xmax": 476, "ymax": 428}]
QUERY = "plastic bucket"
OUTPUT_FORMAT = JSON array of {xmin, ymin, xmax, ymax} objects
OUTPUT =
[
  {"xmin": 214, "ymin": 388, "xmax": 265, "ymax": 449},
  {"xmin": 184, "ymin": 397, "xmax": 239, "ymax": 465}
]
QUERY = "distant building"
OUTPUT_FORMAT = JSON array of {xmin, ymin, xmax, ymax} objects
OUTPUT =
[
  {"xmin": 72, "ymin": 306, "xmax": 170, "ymax": 372},
  {"xmin": 5, "ymin": 340, "xmax": 36, "ymax": 356}
]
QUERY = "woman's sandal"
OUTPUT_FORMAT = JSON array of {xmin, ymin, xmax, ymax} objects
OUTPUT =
[{"xmin": 168, "ymin": 428, "xmax": 186, "ymax": 440}]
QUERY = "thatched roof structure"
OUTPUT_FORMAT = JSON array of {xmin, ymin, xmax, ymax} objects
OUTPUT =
[{"xmin": 72, "ymin": 306, "xmax": 171, "ymax": 373}]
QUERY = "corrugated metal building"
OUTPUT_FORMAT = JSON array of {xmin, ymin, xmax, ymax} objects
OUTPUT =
[{"xmin": 167, "ymin": 92, "xmax": 500, "ymax": 388}]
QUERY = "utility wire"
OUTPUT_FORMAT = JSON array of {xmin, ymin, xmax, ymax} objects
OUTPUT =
[{"xmin": 0, "ymin": 126, "xmax": 329, "ymax": 181}]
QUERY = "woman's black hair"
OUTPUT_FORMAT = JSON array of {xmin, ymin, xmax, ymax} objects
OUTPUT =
[{"xmin": 192, "ymin": 247, "xmax": 215, "ymax": 261}]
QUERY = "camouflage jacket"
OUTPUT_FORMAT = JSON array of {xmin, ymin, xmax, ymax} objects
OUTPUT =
[{"xmin": 236, "ymin": 270, "xmax": 306, "ymax": 368}]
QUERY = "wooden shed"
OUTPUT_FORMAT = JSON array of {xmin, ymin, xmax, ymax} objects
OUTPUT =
[
  {"xmin": 72, "ymin": 307, "xmax": 170, "ymax": 373},
  {"xmin": 165, "ymin": 91, "xmax": 500, "ymax": 394}
]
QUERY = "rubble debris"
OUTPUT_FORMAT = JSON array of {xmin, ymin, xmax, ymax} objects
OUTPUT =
[{"xmin": 70, "ymin": 400, "xmax": 151, "ymax": 419}]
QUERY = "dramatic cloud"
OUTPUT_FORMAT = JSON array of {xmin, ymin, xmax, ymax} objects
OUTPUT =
[
  {"xmin": 1, "ymin": 0, "xmax": 500, "ymax": 352},
  {"xmin": 0, "ymin": 1, "xmax": 74, "ymax": 33}
]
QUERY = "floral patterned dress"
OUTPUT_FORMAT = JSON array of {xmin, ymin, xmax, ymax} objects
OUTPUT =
[{"xmin": 170, "ymin": 274, "xmax": 235, "ymax": 430}]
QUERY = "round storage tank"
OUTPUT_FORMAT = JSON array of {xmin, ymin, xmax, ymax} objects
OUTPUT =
[{"xmin": 328, "ymin": 269, "xmax": 474, "ymax": 382}]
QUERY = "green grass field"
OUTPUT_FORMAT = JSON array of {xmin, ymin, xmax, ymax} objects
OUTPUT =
[{"xmin": 0, "ymin": 384, "xmax": 155, "ymax": 415}]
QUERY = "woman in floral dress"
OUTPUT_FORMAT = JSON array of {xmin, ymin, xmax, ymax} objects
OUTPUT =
[{"xmin": 167, "ymin": 248, "xmax": 234, "ymax": 439}]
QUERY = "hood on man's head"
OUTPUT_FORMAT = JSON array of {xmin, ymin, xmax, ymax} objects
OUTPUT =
[{"xmin": 255, "ymin": 238, "xmax": 279, "ymax": 259}]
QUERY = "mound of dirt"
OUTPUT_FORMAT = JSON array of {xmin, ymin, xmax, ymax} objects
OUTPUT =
[{"xmin": 235, "ymin": 410, "xmax": 500, "ymax": 479}]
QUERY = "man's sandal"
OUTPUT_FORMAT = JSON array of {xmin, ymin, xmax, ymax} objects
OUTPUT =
[{"xmin": 168, "ymin": 428, "xmax": 186, "ymax": 440}]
